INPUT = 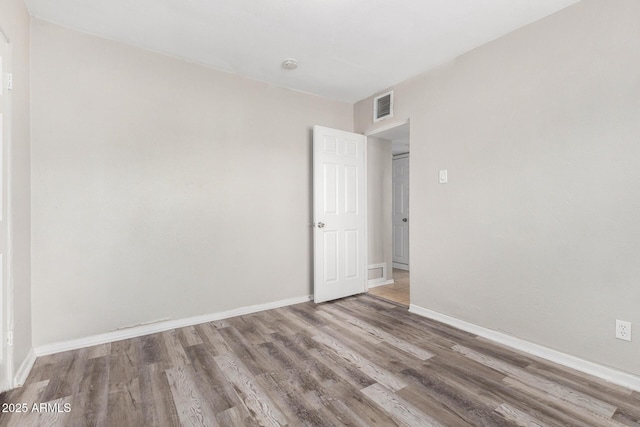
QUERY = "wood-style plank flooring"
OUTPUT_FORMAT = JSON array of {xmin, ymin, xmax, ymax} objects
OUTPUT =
[
  {"xmin": 368, "ymin": 269, "xmax": 410, "ymax": 305},
  {"xmin": 2, "ymin": 294, "xmax": 639, "ymax": 426}
]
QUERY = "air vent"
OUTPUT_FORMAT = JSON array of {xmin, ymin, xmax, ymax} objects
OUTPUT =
[{"xmin": 373, "ymin": 91, "xmax": 393, "ymax": 122}]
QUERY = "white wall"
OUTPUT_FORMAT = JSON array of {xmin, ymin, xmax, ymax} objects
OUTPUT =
[
  {"xmin": 0, "ymin": 0, "xmax": 32, "ymax": 379},
  {"xmin": 30, "ymin": 20, "xmax": 353, "ymax": 346},
  {"xmin": 355, "ymin": 0, "xmax": 640, "ymax": 376},
  {"xmin": 367, "ymin": 136, "xmax": 392, "ymax": 279}
]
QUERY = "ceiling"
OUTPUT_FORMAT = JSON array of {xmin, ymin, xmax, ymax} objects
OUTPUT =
[{"xmin": 24, "ymin": 0, "xmax": 580, "ymax": 103}]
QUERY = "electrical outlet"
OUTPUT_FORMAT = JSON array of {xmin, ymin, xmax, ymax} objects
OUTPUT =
[{"xmin": 615, "ymin": 320, "xmax": 632, "ymax": 342}]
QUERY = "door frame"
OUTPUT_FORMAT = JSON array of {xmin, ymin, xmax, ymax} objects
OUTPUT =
[
  {"xmin": 311, "ymin": 120, "xmax": 410, "ymax": 300},
  {"xmin": 0, "ymin": 28, "xmax": 14, "ymax": 391},
  {"xmin": 364, "ymin": 120, "xmax": 410, "ymax": 290}
]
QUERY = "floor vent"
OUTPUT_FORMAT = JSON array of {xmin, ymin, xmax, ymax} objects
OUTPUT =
[{"xmin": 374, "ymin": 91, "xmax": 393, "ymax": 122}]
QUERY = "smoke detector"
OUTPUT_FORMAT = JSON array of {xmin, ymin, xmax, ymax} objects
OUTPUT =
[{"xmin": 282, "ymin": 58, "xmax": 298, "ymax": 70}]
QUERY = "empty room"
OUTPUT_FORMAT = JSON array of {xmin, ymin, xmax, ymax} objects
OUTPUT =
[{"xmin": 1, "ymin": 0, "xmax": 639, "ymax": 425}]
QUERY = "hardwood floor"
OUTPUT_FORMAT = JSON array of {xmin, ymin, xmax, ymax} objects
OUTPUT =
[
  {"xmin": 2, "ymin": 294, "xmax": 639, "ymax": 426},
  {"xmin": 368, "ymin": 269, "xmax": 410, "ymax": 305}
]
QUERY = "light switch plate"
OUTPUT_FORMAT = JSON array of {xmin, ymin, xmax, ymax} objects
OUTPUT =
[{"xmin": 439, "ymin": 170, "xmax": 448, "ymax": 184}]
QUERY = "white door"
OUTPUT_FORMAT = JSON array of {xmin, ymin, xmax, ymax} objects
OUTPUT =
[
  {"xmin": 313, "ymin": 126, "xmax": 367, "ymax": 303},
  {"xmin": 392, "ymin": 155, "xmax": 409, "ymax": 269},
  {"xmin": 0, "ymin": 32, "xmax": 11, "ymax": 391}
]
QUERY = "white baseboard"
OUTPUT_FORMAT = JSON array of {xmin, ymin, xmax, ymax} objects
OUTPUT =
[
  {"xmin": 14, "ymin": 348, "xmax": 36, "ymax": 388},
  {"xmin": 392, "ymin": 262, "xmax": 409, "ymax": 271},
  {"xmin": 409, "ymin": 304, "xmax": 640, "ymax": 392},
  {"xmin": 368, "ymin": 279, "xmax": 394, "ymax": 289},
  {"xmin": 34, "ymin": 295, "xmax": 312, "ymax": 357}
]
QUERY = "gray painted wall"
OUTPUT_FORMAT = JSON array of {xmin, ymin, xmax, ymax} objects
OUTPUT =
[
  {"xmin": 30, "ymin": 20, "xmax": 353, "ymax": 346},
  {"xmin": 367, "ymin": 136, "xmax": 392, "ymax": 280},
  {"xmin": 0, "ymin": 0, "xmax": 32, "ymax": 379},
  {"xmin": 355, "ymin": 0, "xmax": 640, "ymax": 376}
]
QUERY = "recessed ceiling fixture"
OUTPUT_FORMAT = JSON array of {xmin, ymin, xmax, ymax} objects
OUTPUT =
[{"xmin": 282, "ymin": 58, "xmax": 298, "ymax": 70}]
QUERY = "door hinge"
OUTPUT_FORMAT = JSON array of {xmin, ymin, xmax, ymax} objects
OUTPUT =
[
  {"xmin": 7, "ymin": 73, "xmax": 13, "ymax": 91},
  {"xmin": 7, "ymin": 330, "xmax": 13, "ymax": 347}
]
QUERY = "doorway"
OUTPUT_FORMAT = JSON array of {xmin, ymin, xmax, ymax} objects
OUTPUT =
[{"xmin": 366, "ymin": 122, "xmax": 410, "ymax": 306}]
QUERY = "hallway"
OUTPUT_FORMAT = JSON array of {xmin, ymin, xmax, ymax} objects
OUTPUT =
[{"xmin": 368, "ymin": 269, "xmax": 409, "ymax": 305}]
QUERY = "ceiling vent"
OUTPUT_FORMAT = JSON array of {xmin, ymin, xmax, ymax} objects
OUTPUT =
[{"xmin": 373, "ymin": 91, "xmax": 393, "ymax": 122}]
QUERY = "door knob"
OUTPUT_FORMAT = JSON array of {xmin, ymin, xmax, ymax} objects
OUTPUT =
[
  {"xmin": 317, "ymin": 222, "xmax": 325, "ymax": 228},
  {"xmin": 402, "ymin": 218, "xmax": 408, "ymax": 222}
]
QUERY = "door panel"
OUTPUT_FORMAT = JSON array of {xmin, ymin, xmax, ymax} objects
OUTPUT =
[
  {"xmin": 392, "ymin": 156, "xmax": 409, "ymax": 268},
  {"xmin": 323, "ymin": 163, "xmax": 338, "ymax": 214},
  {"xmin": 344, "ymin": 166, "xmax": 358, "ymax": 213},
  {"xmin": 344, "ymin": 229, "xmax": 359, "ymax": 279},
  {"xmin": 313, "ymin": 126, "xmax": 366, "ymax": 303},
  {"xmin": 394, "ymin": 225, "xmax": 405, "ymax": 258},
  {"xmin": 323, "ymin": 231, "xmax": 338, "ymax": 283}
]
